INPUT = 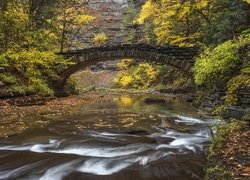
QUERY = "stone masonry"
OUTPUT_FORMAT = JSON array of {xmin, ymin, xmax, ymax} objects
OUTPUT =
[
  {"xmin": 75, "ymin": 0, "xmax": 145, "ymax": 48},
  {"xmin": 55, "ymin": 44, "xmax": 199, "ymax": 89}
]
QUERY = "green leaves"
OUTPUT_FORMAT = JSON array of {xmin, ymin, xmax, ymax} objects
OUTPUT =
[
  {"xmin": 0, "ymin": 0, "xmax": 86, "ymax": 95},
  {"xmin": 194, "ymin": 33, "xmax": 250, "ymax": 106},
  {"xmin": 194, "ymin": 40, "xmax": 241, "ymax": 87},
  {"xmin": 122, "ymin": 2, "xmax": 139, "ymax": 43},
  {"xmin": 0, "ymin": 48, "xmax": 70, "ymax": 95}
]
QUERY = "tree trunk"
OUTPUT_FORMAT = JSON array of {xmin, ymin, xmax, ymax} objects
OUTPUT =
[
  {"xmin": 60, "ymin": 20, "xmax": 66, "ymax": 52},
  {"xmin": 0, "ymin": 0, "xmax": 8, "ymax": 51}
]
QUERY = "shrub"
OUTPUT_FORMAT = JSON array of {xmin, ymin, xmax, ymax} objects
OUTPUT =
[
  {"xmin": 194, "ymin": 40, "xmax": 241, "ymax": 88},
  {"xmin": 0, "ymin": 48, "xmax": 68, "ymax": 95},
  {"xmin": 113, "ymin": 60, "xmax": 159, "ymax": 89},
  {"xmin": 194, "ymin": 32, "xmax": 250, "ymax": 107},
  {"xmin": 117, "ymin": 59, "xmax": 135, "ymax": 70},
  {"xmin": 93, "ymin": 33, "xmax": 108, "ymax": 46}
]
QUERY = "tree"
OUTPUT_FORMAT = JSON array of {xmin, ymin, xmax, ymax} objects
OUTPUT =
[
  {"xmin": 204, "ymin": 0, "xmax": 250, "ymax": 45},
  {"xmin": 122, "ymin": 2, "xmax": 139, "ymax": 43},
  {"xmin": 137, "ymin": 0, "xmax": 249, "ymax": 46},
  {"xmin": 137, "ymin": 0, "xmax": 210, "ymax": 46},
  {"xmin": 0, "ymin": 0, "xmax": 59, "ymax": 52},
  {"xmin": 143, "ymin": 21, "xmax": 157, "ymax": 45},
  {"xmin": 52, "ymin": 0, "xmax": 95, "ymax": 52},
  {"xmin": 0, "ymin": 0, "xmax": 70, "ymax": 95}
]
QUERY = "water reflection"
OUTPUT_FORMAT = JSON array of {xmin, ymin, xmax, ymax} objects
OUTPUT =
[{"xmin": 0, "ymin": 94, "xmax": 216, "ymax": 180}]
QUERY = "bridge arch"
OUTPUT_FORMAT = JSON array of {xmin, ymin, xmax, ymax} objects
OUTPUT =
[{"xmin": 54, "ymin": 44, "xmax": 199, "ymax": 90}]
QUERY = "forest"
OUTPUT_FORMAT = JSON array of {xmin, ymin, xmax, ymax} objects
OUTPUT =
[{"xmin": 0, "ymin": 0, "xmax": 249, "ymax": 179}]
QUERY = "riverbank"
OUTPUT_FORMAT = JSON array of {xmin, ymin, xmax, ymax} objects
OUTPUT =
[
  {"xmin": 206, "ymin": 121, "xmax": 250, "ymax": 180},
  {"xmin": 0, "ymin": 93, "xmax": 116, "ymax": 138}
]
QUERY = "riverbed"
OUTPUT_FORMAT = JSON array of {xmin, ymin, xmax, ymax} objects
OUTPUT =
[{"xmin": 0, "ymin": 93, "xmax": 216, "ymax": 180}]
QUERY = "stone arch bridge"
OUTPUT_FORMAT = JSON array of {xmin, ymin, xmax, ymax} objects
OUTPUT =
[{"xmin": 54, "ymin": 44, "xmax": 199, "ymax": 90}]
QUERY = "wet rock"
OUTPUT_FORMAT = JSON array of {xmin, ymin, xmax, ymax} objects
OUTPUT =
[
  {"xmin": 203, "ymin": 106, "xmax": 214, "ymax": 112},
  {"xmin": 145, "ymin": 98, "xmax": 166, "ymax": 104},
  {"xmin": 126, "ymin": 129, "xmax": 150, "ymax": 135},
  {"xmin": 186, "ymin": 96, "xmax": 193, "ymax": 103},
  {"xmin": 220, "ymin": 106, "xmax": 247, "ymax": 120}
]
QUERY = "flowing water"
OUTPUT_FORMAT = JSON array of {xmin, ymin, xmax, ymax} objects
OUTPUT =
[{"xmin": 0, "ymin": 94, "xmax": 216, "ymax": 180}]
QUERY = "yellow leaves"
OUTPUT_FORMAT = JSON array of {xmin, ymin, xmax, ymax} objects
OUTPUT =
[
  {"xmin": 137, "ymin": 1, "xmax": 157, "ymax": 24},
  {"xmin": 113, "ymin": 62, "xmax": 159, "ymax": 89},
  {"xmin": 178, "ymin": 6, "xmax": 191, "ymax": 18},
  {"xmin": 137, "ymin": 63, "xmax": 158, "ymax": 80},
  {"xmin": 196, "ymin": 0, "xmax": 209, "ymax": 9},
  {"xmin": 51, "ymin": 0, "xmax": 95, "ymax": 50},
  {"xmin": 55, "ymin": 2, "xmax": 94, "ymax": 25},
  {"xmin": 137, "ymin": 0, "xmax": 211, "ymax": 46},
  {"xmin": 117, "ymin": 59, "xmax": 134, "ymax": 70},
  {"xmin": 120, "ymin": 75, "xmax": 133, "ymax": 87},
  {"xmin": 65, "ymin": 7, "xmax": 74, "ymax": 14},
  {"xmin": 93, "ymin": 33, "xmax": 108, "ymax": 46},
  {"xmin": 74, "ymin": 15, "xmax": 95, "ymax": 25},
  {"xmin": 4, "ymin": 1, "xmax": 29, "ymax": 29}
]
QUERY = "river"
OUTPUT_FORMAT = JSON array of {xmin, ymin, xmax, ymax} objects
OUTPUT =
[{"xmin": 0, "ymin": 94, "xmax": 216, "ymax": 180}]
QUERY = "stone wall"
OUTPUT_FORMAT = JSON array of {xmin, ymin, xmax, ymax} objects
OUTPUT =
[
  {"xmin": 237, "ymin": 87, "xmax": 250, "ymax": 107},
  {"xmin": 195, "ymin": 88, "xmax": 249, "ymax": 120},
  {"xmin": 74, "ymin": 0, "xmax": 145, "ymax": 48}
]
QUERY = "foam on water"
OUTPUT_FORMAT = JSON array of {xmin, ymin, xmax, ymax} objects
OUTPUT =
[
  {"xmin": 0, "ymin": 141, "xmax": 153, "ymax": 158},
  {"xmin": 78, "ymin": 151, "xmax": 173, "ymax": 175},
  {"xmin": 0, "ymin": 161, "xmax": 43, "ymax": 180},
  {"xmin": 175, "ymin": 115, "xmax": 217, "ymax": 125},
  {"xmin": 51, "ymin": 145, "xmax": 149, "ymax": 157},
  {"xmin": 0, "ymin": 145, "xmax": 32, "ymax": 151},
  {"xmin": 176, "ymin": 115, "xmax": 204, "ymax": 124},
  {"xmin": 39, "ymin": 160, "xmax": 80, "ymax": 180},
  {"xmin": 0, "ymin": 95, "xmax": 217, "ymax": 179},
  {"xmin": 78, "ymin": 159, "xmax": 131, "ymax": 175}
]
